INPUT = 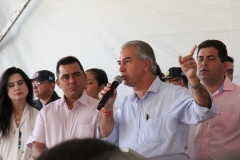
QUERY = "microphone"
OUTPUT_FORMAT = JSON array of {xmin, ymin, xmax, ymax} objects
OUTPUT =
[{"xmin": 97, "ymin": 75, "xmax": 122, "ymax": 110}]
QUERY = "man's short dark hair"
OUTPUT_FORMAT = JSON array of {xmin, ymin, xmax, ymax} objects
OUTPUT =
[
  {"xmin": 197, "ymin": 40, "xmax": 228, "ymax": 63},
  {"xmin": 56, "ymin": 56, "xmax": 84, "ymax": 78},
  {"xmin": 227, "ymin": 56, "xmax": 234, "ymax": 63},
  {"xmin": 37, "ymin": 138, "xmax": 129, "ymax": 160}
]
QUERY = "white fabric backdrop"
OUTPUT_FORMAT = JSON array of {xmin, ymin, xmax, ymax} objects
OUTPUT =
[{"xmin": 0, "ymin": 0, "xmax": 240, "ymax": 106}]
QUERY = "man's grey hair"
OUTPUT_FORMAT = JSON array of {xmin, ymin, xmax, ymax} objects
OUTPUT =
[{"xmin": 121, "ymin": 40, "xmax": 157, "ymax": 74}]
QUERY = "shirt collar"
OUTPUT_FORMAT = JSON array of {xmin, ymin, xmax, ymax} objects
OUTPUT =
[
  {"xmin": 130, "ymin": 77, "xmax": 161, "ymax": 101},
  {"xmin": 213, "ymin": 76, "xmax": 234, "ymax": 96},
  {"xmin": 61, "ymin": 90, "xmax": 89, "ymax": 107},
  {"xmin": 77, "ymin": 90, "xmax": 89, "ymax": 106},
  {"xmin": 35, "ymin": 99, "xmax": 43, "ymax": 109}
]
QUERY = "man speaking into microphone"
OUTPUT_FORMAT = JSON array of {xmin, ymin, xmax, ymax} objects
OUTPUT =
[
  {"xmin": 97, "ymin": 40, "xmax": 217, "ymax": 160},
  {"xmin": 97, "ymin": 75, "xmax": 122, "ymax": 110}
]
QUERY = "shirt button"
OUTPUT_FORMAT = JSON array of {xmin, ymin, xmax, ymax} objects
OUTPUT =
[{"xmin": 22, "ymin": 151, "xmax": 24, "ymax": 154}]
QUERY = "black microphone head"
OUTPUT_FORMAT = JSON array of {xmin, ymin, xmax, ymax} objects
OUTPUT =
[{"xmin": 114, "ymin": 75, "xmax": 122, "ymax": 84}]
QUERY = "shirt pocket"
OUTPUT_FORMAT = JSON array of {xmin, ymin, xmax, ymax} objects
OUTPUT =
[
  {"xmin": 214, "ymin": 112, "xmax": 239, "ymax": 137},
  {"xmin": 140, "ymin": 117, "xmax": 175, "ymax": 144},
  {"xmin": 77, "ymin": 125, "xmax": 95, "ymax": 139}
]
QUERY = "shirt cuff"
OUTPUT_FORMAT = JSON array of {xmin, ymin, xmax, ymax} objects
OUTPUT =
[
  {"xmin": 27, "ymin": 133, "xmax": 45, "ymax": 148},
  {"xmin": 193, "ymin": 91, "xmax": 217, "ymax": 121},
  {"xmin": 97, "ymin": 123, "xmax": 118, "ymax": 144}
]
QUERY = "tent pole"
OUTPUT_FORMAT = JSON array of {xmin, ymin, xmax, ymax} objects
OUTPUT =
[{"xmin": 0, "ymin": 0, "xmax": 31, "ymax": 43}]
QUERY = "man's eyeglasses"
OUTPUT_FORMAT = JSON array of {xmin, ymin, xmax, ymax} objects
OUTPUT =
[
  {"xmin": 165, "ymin": 79, "xmax": 180, "ymax": 83},
  {"xmin": 32, "ymin": 81, "xmax": 51, "ymax": 87}
]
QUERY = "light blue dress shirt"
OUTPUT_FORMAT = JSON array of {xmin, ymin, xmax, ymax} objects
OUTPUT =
[{"xmin": 98, "ymin": 77, "xmax": 217, "ymax": 160}]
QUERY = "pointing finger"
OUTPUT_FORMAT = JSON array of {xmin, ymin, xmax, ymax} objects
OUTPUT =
[{"xmin": 189, "ymin": 45, "xmax": 197, "ymax": 56}]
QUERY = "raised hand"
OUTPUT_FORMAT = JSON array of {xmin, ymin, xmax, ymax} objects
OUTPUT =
[{"xmin": 178, "ymin": 45, "xmax": 198, "ymax": 80}]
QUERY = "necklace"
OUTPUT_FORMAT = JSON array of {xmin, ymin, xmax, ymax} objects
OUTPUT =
[{"xmin": 14, "ymin": 114, "xmax": 22, "ymax": 126}]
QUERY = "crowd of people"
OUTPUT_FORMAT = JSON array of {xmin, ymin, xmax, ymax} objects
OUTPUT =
[{"xmin": 0, "ymin": 39, "xmax": 239, "ymax": 160}]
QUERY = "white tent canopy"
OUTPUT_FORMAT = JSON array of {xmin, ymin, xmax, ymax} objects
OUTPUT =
[{"xmin": 0, "ymin": 0, "xmax": 240, "ymax": 106}]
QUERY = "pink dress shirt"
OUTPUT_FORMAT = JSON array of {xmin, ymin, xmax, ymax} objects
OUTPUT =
[
  {"xmin": 190, "ymin": 77, "xmax": 240, "ymax": 160},
  {"xmin": 27, "ymin": 91, "xmax": 101, "ymax": 148}
]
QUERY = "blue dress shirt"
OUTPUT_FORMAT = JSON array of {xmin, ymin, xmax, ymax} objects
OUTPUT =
[{"xmin": 98, "ymin": 77, "xmax": 217, "ymax": 160}]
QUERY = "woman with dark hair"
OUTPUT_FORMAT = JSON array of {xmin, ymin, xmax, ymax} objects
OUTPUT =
[
  {"xmin": 85, "ymin": 68, "xmax": 119, "ymax": 113},
  {"xmin": 85, "ymin": 68, "xmax": 108, "ymax": 100},
  {"xmin": 0, "ymin": 67, "xmax": 39, "ymax": 160},
  {"xmin": 156, "ymin": 64, "xmax": 165, "ymax": 82}
]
